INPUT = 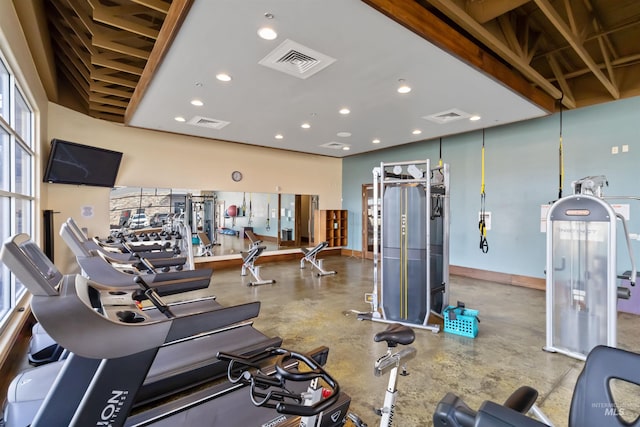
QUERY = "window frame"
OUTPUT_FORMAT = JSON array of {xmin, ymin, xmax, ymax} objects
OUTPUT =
[{"xmin": 0, "ymin": 50, "xmax": 36, "ymax": 332}]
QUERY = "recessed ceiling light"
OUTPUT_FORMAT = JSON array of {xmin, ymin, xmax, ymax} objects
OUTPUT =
[
  {"xmin": 190, "ymin": 99, "xmax": 204, "ymax": 106},
  {"xmin": 257, "ymin": 27, "xmax": 277, "ymax": 40},
  {"xmin": 339, "ymin": 108, "xmax": 350, "ymax": 115},
  {"xmin": 412, "ymin": 129, "xmax": 422, "ymax": 135},
  {"xmin": 275, "ymin": 133, "xmax": 283, "ymax": 139},
  {"xmin": 470, "ymin": 115, "xmax": 481, "ymax": 121},
  {"xmin": 301, "ymin": 123, "xmax": 311, "ymax": 129},
  {"xmin": 337, "ymin": 132, "xmax": 351, "ymax": 137},
  {"xmin": 216, "ymin": 73, "xmax": 232, "ymax": 82},
  {"xmin": 342, "ymin": 146, "xmax": 350, "ymax": 151},
  {"xmin": 372, "ymin": 138, "xmax": 381, "ymax": 144},
  {"xmin": 397, "ymin": 79, "xmax": 411, "ymax": 94},
  {"xmin": 174, "ymin": 116, "xmax": 186, "ymax": 122}
]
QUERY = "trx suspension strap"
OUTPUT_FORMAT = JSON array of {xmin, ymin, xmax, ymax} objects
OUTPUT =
[
  {"xmin": 248, "ymin": 193, "xmax": 253, "ymax": 225},
  {"xmin": 266, "ymin": 194, "xmax": 271, "ymax": 231},
  {"xmin": 558, "ymin": 96, "xmax": 564, "ymax": 200},
  {"xmin": 438, "ymin": 137, "xmax": 443, "ymax": 167},
  {"xmin": 479, "ymin": 129, "xmax": 488, "ymax": 253}
]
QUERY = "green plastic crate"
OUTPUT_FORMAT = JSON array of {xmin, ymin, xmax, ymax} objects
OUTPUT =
[{"xmin": 443, "ymin": 305, "xmax": 479, "ymax": 338}]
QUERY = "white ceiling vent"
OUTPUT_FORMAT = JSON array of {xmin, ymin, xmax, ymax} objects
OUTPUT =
[
  {"xmin": 320, "ymin": 141, "xmax": 349, "ymax": 150},
  {"xmin": 259, "ymin": 39, "xmax": 336, "ymax": 79},
  {"xmin": 187, "ymin": 116, "xmax": 230, "ymax": 130},
  {"xmin": 423, "ymin": 108, "xmax": 471, "ymax": 124}
]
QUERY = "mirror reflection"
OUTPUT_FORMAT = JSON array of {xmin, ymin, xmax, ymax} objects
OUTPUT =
[{"xmin": 109, "ymin": 187, "xmax": 319, "ymax": 257}]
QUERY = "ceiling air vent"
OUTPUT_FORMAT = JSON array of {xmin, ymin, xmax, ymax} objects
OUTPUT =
[
  {"xmin": 187, "ymin": 116, "xmax": 230, "ymax": 130},
  {"xmin": 320, "ymin": 141, "xmax": 349, "ymax": 150},
  {"xmin": 259, "ymin": 39, "xmax": 336, "ymax": 79},
  {"xmin": 423, "ymin": 108, "xmax": 471, "ymax": 124}
]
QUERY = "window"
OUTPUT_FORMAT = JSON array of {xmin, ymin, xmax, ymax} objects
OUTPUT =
[{"xmin": 0, "ymin": 52, "xmax": 35, "ymax": 328}]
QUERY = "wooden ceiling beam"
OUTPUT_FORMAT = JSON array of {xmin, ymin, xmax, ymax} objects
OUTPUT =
[
  {"xmin": 88, "ymin": 94, "xmax": 129, "ymax": 108},
  {"xmin": 62, "ymin": 0, "xmax": 95, "ymax": 36},
  {"xmin": 57, "ymin": 53, "xmax": 90, "ymax": 99},
  {"xmin": 50, "ymin": 0, "xmax": 97, "ymax": 55},
  {"xmin": 546, "ymin": 54, "xmax": 574, "ymax": 104},
  {"xmin": 89, "ymin": 81, "xmax": 133, "ymax": 98},
  {"xmin": 92, "ymin": 111, "xmax": 125, "ymax": 123},
  {"xmin": 131, "ymin": 0, "xmax": 170, "ymax": 14},
  {"xmin": 375, "ymin": 0, "xmax": 562, "ymax": 109},
  {"xmin": 498, "ymin": 14, "xmax": 524, "ymax": 58},
  {"xmin": 92, "ymin": 54, "xmax": 144, "ymax": 75},
  {"xmin": 92, "ymin": 3, "xmax": 160, "ymax": 39},
  {"xmin": 91, "ymin": 68, "xmax": 139, "ymax": 88},
  {"xmin": 92, "ymin": 33, "xmax": 151, "ymax": 60},
  {"xmin": 52, "ymin": 35, "xmax": 91, "ymax": 83},
  {"xmin": 534, "ymin": 0, "xmax": 620, "ymax": 99},
  {"xmin": 89, "ymin": 102, "xmax": 125, "ymax": 115}
]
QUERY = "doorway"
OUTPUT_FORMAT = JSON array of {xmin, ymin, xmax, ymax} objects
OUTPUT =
[{"xmin": 362, "ymin": 184, "xmax": 379, "ymax": 260}]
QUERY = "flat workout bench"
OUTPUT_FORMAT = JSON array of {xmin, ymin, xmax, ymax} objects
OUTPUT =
[
  {"xmin": 241, "ymin": 231, "xmax": 275, "ymax": 286},
  {"xmin": 300, "ymin": 241, "xmax": 337, "ymax": 276}
]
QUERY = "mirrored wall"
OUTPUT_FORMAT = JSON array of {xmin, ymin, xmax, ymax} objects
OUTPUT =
[{"xmin": 109, "ymin": 187, "xmax": 319, "ymax": 257}]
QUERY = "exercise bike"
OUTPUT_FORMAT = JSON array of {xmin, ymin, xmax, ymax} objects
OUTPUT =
[
  {"xmin": 217, "ymin": 347, "xmax": 352, "ymax": 427},
  {"xmin": 348, "ymin": 323, "xmax": 417, "ymax": 427}
]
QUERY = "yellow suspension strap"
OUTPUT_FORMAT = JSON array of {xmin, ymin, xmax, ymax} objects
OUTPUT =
[
  {"xmin": 479, "ymin": 129, "xmax": 489, "ymax": 253},
  {"xmin": 438, "ymin": 137, "xmax": 443, "ymax": 167},
  {"xmin": 266, "ymin": 194, "xmax": 271, "ymax": 231},
  {"xmin": 558, "ymin": 97, "xmax": 564, "ymax": 200}
]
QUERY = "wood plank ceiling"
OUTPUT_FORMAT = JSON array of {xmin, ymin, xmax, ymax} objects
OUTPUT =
[{"xmin": 40, "ymin": 0, "xmax": 640, "ymax": 124}]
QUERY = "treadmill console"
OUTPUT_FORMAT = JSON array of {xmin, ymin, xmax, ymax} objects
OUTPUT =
[{"xmin": 1, "ymin": 233, "xmax": 62, "ymax": 296}]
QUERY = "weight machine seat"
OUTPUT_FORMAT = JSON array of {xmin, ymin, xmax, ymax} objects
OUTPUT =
[
  {"xmin": 569, "ymin": 345, "xmax": 640, "ymax": 427},
  {"xmin": 243, "ymin": 245, "xmax": 266, "ymax": 263},
  {"xmin": 301, "ymin": 241, "xmax": 328, "ymax": 257},
  {"xmin": 374, "ymin": 323, "xmax": 415, "ymax": 347},
  {"xmin": 244, "ymin": 230, "xmax": 262, "ymax": 246}
]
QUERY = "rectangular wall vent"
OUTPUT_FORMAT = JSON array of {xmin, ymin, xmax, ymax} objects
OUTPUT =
[
  {"xmin": 259, "ymin": 39, "xmax": 336, "ymax": 79},
  {"xmin": 187, "ymin": 116, "xmax": 230, "ymax": 130}
]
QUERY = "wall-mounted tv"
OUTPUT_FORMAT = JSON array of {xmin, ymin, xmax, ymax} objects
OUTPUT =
[{"xmin": 43, "ymin": 139, "xmax": 123, "ymax": 188}]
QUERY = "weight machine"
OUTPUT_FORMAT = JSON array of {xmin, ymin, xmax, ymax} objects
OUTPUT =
[
  {"xmin": 300, "ymin": 241, "xmax": 337, "ymax": 276},
  {"xmin": 242, "ymin": 230, "xmax": 275, "ymax": 286},
  {"xmin": 544, "ymin": 176, "xmax": 637, "ymax": 360},
  {"xmin": 359, "ymin": 160, "xmax": 450, "ymax": 332}
]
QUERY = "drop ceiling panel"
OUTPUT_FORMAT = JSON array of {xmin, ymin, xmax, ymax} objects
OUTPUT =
[{"xmin": 128, "ymin": 0, "xmax": 547, "ymax": 157}]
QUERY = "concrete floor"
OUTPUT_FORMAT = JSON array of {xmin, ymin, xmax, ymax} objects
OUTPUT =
[{"xmin": 161, "ymin": 254, "xmax": 640, "ymax": 427}]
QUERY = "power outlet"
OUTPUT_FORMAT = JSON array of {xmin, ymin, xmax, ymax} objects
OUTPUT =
[
  {"xmin": 623, "ymin": 144, "xmax": 629, "ymax": 153},
  {"xmin": 612, "ymin": 146, "xmax": 619, "ymax": 154}
]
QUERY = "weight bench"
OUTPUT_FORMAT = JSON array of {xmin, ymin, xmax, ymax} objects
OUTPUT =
[
  {"xmin": 196, "ymin": 232, "xmax": 218, "ymax": 256},
  {"xmin": 300, "ymin": 241, "xmax": 336, "ymax": 276},
  {"xmin": 241, "ymin": 231, "xmax": 275, "ymax": 286}
]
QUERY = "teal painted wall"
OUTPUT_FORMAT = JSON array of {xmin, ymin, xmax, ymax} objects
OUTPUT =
[{"xmin": 342, "ymin": 96, "xmax": 640, "ymax": 279}]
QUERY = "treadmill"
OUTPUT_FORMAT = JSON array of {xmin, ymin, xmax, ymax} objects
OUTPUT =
[
  {"xmin": 1, "ymin": 234, "xmax": 282, "ymax": 426},
  {"xmin": 27, "ymin": 220, "xmax": 215, "ymax": 366}
]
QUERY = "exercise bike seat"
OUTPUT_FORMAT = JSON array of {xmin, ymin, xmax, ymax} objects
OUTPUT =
[{"xmin": 374, "ymin": 323, "xmax": 415, "ymax": 347}]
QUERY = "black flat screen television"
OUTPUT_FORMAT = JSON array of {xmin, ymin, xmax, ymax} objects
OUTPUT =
[{"xmin": 43, "ymin": 139, "xmax": 123, "ymax": 188}]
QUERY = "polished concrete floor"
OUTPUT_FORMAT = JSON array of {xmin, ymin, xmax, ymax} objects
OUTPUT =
[{"xmin": 161, "ymin": 254, "xmax": 640, "ymax": 426}]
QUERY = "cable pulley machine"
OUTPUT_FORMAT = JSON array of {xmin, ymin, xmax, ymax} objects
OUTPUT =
[{"xmin": 358, "ymin": 159, "xmax": 450, "ymax": 331}]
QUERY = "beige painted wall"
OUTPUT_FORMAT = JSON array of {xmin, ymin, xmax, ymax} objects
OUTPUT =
[{"xmin": 46, "ymin": 103, "xmax": 343, "ymax": 272}]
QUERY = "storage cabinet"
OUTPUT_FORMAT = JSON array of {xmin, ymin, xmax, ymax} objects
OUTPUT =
[{"xmin": 314, "ymin": 209, "xmax": 348, "ymax": 247}]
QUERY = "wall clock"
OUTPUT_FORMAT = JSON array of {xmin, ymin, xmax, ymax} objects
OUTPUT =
[{"xmin": 231, "ymin": 170, "xmax": 243, "ymax": 182}]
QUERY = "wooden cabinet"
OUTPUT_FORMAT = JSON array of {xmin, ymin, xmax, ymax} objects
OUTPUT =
[{"xmin": 314, "ymin": 209, "xmax": 348, "ymax": 247}]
